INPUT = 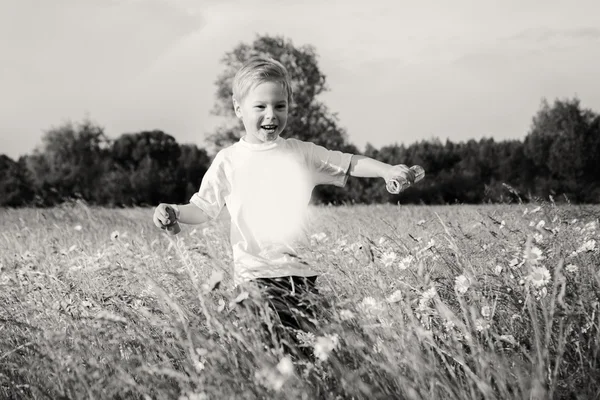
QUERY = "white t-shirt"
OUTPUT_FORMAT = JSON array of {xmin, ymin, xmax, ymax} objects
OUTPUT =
[{"xmin": 190, "ymin": 136, "xmax": 353, "ymax": 285}]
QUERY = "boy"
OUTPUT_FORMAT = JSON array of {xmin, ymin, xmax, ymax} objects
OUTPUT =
[{"xmin": 153, "ymin": 56, "xmax": 415, "ymax": 352}]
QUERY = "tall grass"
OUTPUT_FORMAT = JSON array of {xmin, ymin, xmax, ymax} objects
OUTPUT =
[{"xmin": 1, "ymin": 201, "xmax": 599, "ymax": 399}]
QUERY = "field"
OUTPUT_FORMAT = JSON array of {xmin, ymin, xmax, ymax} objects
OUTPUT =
[{"xmin": 1, "ymin": 202, "xmax": 599, "ymax": 399}]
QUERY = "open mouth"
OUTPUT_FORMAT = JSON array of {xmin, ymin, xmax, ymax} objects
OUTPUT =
[{"xmin": 261, "ymin": 124, "xmax": 278, "ymax": 134}]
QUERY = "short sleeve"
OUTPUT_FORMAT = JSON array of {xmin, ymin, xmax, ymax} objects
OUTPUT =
[
  {"xmin": 307, "ymin": 142, "xmax": 354, "ymax": 187},
  {"xmin": 189, "ymin": 151, "xmax": 228, "ymax": 219}
]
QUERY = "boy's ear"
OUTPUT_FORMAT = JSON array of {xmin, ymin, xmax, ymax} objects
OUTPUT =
[{"xmin": 232, "ymin": 96, "xmax": 242, "ymax": 119}]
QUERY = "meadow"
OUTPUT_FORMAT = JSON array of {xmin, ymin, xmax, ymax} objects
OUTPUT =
[{"xmin": 1, "ymin": 201, "xmax": 599, "ymax": 399}]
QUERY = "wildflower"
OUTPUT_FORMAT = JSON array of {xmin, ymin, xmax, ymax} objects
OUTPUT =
[
  {"xmin": 536, "ymin": 220, "xmax": 545, "ymax": 230},
  {"xmin": 481, "ymin": 306, "xmax": 492, "ymax": 318},
  {"xmin": 296, "ymin": 331, "xmax": 315, "ymax": 347},
  {"xmin": 310, "ymin": 232, "xmax": 328, "ymax": 243},
  {"xmin": 110, "ymin": 231, "xmax": 120, "ymax": 241},
  {"xmin": 524, "ymin": 245, "xmax": 544, "ymax": 265},
  {"xmin": 527, "ymin": 266, "xmax": 551, "ymax": 288},
  {"xmin": 386, "ymin": 290, "xmax": 403, "ymax": 303},
  {"xmin": 455, "ymin": 275, "xmax": 470, "ymax": 295},
  {"xmin": 358, "ymin": 297, "xmax": 384, "ymax": 318},
  {"xmin": 276, "ymin": 356, "xmax": 294, "ymax": 377},
  {"xmin": 398, "ymin": 255, "xmax": 414, "ymax": 270},
  {"xmin": 565, "ymin": 264, "xmax": 579, "ymax": 273},
  {"xmin": 339, "ymin": 309, "xmax": 356, "ymax": 321},
  {"xmin": 533, "ymin": 232, "xmax": 544, "ymax": 244},
  {"xmin": 380, "ymin": 251, "xmax": 397, "ymax": 267},
  {"xmin": 417, "ymin": 219, "xmax": 426, "ymax": 226},
  {"xmin": 421, "ymin": 286, "xmax": 437, "ymax": 301},
  {"xmin": 444, "ymin": 320, "xmax": 456, "ymax": 331},
  {"xmin": 499, "ymin": 220, "xmax": 506, "ymax": 229},
  {"xmin": 313, "ymin": 334, "xmax": 339, "ymax": 362},
  {"xmin": 494, "ymin": 265, "xmax": 503, "ymax": 275},
  {"xmin": 531, "ymin": 206, "xmax": 541, "ymax": 213},
  {"xmin": 74, "ymin": 225, "xmax": 82, "ymax": 231},
  {"xmin": 475, "ymin": 318, "xmax": 490, "ymax": 332},
  {"xmin": 577, "ymin": 239, "xmax": 596, "ymax": 253},
  {"xmin": 378, "ymin": 237, "xmax": 387, "ymax": 246}
]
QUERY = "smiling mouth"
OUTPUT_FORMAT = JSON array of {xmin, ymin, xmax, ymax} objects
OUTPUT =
[{"xmin": 261, "ymin": 125, "xmax": 278, "ymax": 134}]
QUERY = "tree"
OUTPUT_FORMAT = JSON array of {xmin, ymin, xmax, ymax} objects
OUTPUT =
[
  {"xmin": 25, "ymin": 119, "xmax": 110, "ymax": 205},
  {"xmin": 524, "ymin": 97, "xmax": 599, "ymax": 201},
  {"xmin": 110, "ymin": 130, "xmax": 183, "ymax": 205},
  {"xmin": 0, "ymin": 155, "xmax": 34, "ymax": 206},
  {"xmin": 206, "ymin": 35, "xmax": 352, "ymax": 154}
]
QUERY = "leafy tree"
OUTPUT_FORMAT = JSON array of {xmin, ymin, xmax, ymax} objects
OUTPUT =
[
  {"xmin": 524, "ymin": 97, "xmax": 599, "ymax": 201},
  {"xmin": 0, "ymin": 155, "xmax": 34, "ymax": 206},
  {"xmin": 110, "ymin": 130, "xmax": 182, "ymax": 205},
  {"xmin": 25, "ymin": 119, "xmax": 110, "ymax": 205}
]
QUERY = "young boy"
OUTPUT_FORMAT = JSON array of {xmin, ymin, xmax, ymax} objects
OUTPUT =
[{"xmin": 153, "ymin": 56, "xmax": 415, "ymax": 352}]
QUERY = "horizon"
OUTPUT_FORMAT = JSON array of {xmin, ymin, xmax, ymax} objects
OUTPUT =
[{"xmin": 2, "ymin": 0, "xmax": 600, "ymax": 159}]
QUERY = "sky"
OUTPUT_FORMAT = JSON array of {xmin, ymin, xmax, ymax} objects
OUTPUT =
[{"xmin": 2, "ymin": 0, "xmax": 600, "ymax": 159}]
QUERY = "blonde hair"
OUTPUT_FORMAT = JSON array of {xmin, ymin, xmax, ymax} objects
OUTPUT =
[{"xmin": 232, "ymin": 57, "xmax": 293, "ymax": 104}]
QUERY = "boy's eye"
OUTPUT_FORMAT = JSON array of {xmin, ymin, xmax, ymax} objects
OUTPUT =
[{"xmin": 254, "ymin": 105, "xmax": 265, "ymax": 109}]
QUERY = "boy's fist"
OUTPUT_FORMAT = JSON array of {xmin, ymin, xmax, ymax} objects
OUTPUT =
[
  {"xmin": 383, "ymin": 164, "xmax": 416, "ymax": 185},
  {"xmin": 153, "ymin": 203, "xmax": 180, "ymax": 229}
]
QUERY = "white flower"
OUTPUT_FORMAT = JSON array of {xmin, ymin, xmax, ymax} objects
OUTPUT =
[
  {"xmin": 531, "ymin": 206, "xmax": 541, "ymax": 213},
  {"xmin": 422, "ymin": 286, "xmax": 437, "ymax": 301},
  {"xmin": 378, "ymin": 237, "xmax": 387, "ymax": 245},
  {"xmin": 417, "ymin": 219, "xmax": 426, "ymax": 226},
  {"xmin": 276, "ymin": 356, "xmax": 294, "ymax": 377},
  {"xmin": 481, "ymin": 306, "xmax": 491, "ymax": 318},
  {"xmin": 499, "ymin": 220, "xmax": 506, "ymax": 229},
  {"xmin": 339, "ymin": 309, "xmax": 356, "ymax": 321},
  {"xmin": 295, "ymin": 331, "xmax": 315, "ymax": 347},
  {"xmin": 444, "ymin": 320, "xmax": 456, "ymax": 331},
  {"xmin": 358, "ymin": 297, "xmax": 384, "ymax": 318},
  {"xmin": 310, "ymin": 232, "xmax": 328, "ymax": 243},
  {"xmin": 398, "ymin": 255, "xmax": 414, "ymax": 270},
  {"xmin": 494, "ymin": 265, "xmax": 503, "ymax": 275},
  {"xmin": 74, "ymin": 225, "xmax": 82, "ymax": 231},
  {"xmin": 533, "ymin": 232, "xmax": 544, "ymax": 244},
  {"xmin": 536, "ymin": 220, "xmax": 545, "ymax": 230},
  {"xmin": 577, "ymin": 239, "xmax": 596, "ymax": 253},
  {"xmin": 524, "ymin": 245, "xmax": 544, "ymax": 265},
  {"xmin": 381, "ymin": 251, "xmax": 397, "ymax": 267},
  {"xmin": 313, "ymin": 334, "xmax": 339, "ymax": 362},
  {"xmin": 386, "ymin": 290, "xmax": 403, "ymax": 303},
  {"xmin": 528, "ymin": 266, "xmax": 551, "ymax": 288},
  {"xmin": 565, "ymin": 264, "xmax": 579, "ymax": 273},
  {"xmin": 475, "ymin": 318, "xmax": 490, "ymax": 332},
  {"xmin": 455, "ymin": 275, "xmax": 470, "ymax": 295}
]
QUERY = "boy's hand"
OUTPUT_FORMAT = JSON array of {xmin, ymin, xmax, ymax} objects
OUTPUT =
[
  {"xmin": 153, "ymin": 203, "xmax": 180, "ymax": 229},
  {"xmin": 383, "ymin": 164, "xmax": 416, "ymax": 185}
]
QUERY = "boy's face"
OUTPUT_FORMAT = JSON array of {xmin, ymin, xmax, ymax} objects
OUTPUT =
[{"xmin": 233, "ymin": 81, "xmax": 288, "ymax": 144}]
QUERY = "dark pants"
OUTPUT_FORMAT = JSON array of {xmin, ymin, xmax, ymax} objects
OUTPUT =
[{"xmin": 239, "ymin": 275, "xmax": 321, "ymax": 358}]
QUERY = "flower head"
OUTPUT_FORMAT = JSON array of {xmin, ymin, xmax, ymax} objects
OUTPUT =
[
  {"xmin": 528, "ymin": 266, "xmax": 551, "ymax": 288},
  {"xmin": 455, "ymin": 275, "xmax": 470, "ymax": 295},
  {"xmin": 381, "ymin": 251, "xmax": 397, "ymax": 267},
  {"xmin": 398, "ymin": 255, "xmax": 414, "ymax": 270},
  {"xmin": 524, "ymin": 245, "xmax": 544, "ymax": 265}
]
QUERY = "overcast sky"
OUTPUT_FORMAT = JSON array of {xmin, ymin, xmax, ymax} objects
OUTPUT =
[{"xmin": 2, "ymin": 0, "xmax": 600, "ymax": 159}]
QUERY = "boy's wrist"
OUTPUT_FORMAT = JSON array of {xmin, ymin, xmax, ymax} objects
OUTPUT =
[{"xmin": 170, "ymin": 204, "xmax": 180, "ymax": 220}]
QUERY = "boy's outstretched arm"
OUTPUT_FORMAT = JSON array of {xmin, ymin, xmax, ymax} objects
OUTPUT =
[
  {"xmin": 348, "ymin": 155, "xmax": 416, "ymax": 183},
  {"xmin": 153, "ymin": 203, "xmax": 211, "ymax": 229}
]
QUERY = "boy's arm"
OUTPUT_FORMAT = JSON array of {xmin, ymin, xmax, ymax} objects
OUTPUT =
[
  {"xmin": 348, "ymin": 155, "xmax": 415, "ymax": 183},
  {"xmin": 175, "ymin": 203, "xmax": 212, "ymax": 225},
  {"xmin": 154, "ymin": 203, "xmax": 211, "ymax": 229}
]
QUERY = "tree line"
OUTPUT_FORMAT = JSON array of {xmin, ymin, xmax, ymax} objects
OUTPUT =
[{"xmin": 1, "ymin": 35, "xmax": 599, "ymax": 207}]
